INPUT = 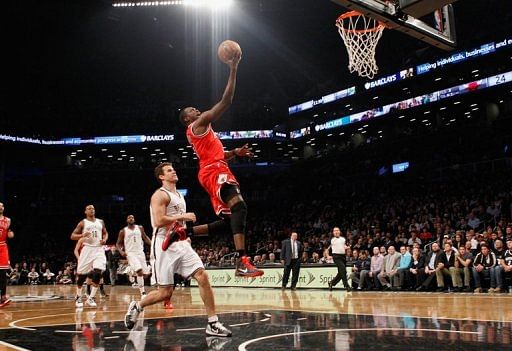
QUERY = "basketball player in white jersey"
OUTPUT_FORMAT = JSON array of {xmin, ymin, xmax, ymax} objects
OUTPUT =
[
  {"xmin": 116, "ymin": 215, "xmax": 151, "ymax": 298},
  {"xmin": 125, "ymin": 163, "xmax": 231, "ymax": 337},
  {"xmin": 70, "ymin": 205, "xmax": 108, "ymax": 308}
]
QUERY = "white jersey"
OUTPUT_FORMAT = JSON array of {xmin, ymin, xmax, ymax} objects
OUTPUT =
[
  {"xmin": 124, "ymin": 225, "xmax": 144, "ymax": 253},
  {"xmin": 150, "ymin": 187, "xmax": 186, "ymax": 237},
  {"xmin": 82, "ymin": 218, "xmax": 104, "ymax": 247}
]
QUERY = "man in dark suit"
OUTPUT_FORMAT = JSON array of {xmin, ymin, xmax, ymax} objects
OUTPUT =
[{"xmin": 281, "ymin": 232, "xmax": 303, "ymax": 290}]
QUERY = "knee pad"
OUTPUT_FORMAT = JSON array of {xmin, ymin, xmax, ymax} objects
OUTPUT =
[
  {"xmin": 220, "ymin": 184, "xmax": 241, "ymax": 203},
  {"xmin": 77, "ymin": 274, "xmax": 87, "ymax": 288},
  {"xmin": 87, "ymin": 271, "xmax": 94, "ymax": 279},
  {"xmin": 230, "ymin": 201, "xmax": 247, "ymax": 234},
  {"xmin": 92, "ymin": 269, "xmax": 102, "ymax": 284},
  {"xmin": 207, "ymin": 219, "xmax": 231, "ymax": 236}
]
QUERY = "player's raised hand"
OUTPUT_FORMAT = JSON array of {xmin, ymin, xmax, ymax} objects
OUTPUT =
[
  {"xmin": 235, "ymin": 144, "xmax": 253, "ymax": 158},
  {"xmin": 228, "ymin": 50, "xmax": 242, "ymax": 68}
]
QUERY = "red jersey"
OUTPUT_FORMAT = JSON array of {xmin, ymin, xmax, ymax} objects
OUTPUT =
[
  {"xmin": 0, "ymin": 217, "xmax": 11, "ymax": 244},
  {"xmin": 0, "ymin": 217, "xmax": 11, "ymax": 268},
  {"xmin": 186, "ymin": 123, "xmax": 225, "ymax": 168}
]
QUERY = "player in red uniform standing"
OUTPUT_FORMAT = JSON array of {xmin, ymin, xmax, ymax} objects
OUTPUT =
[
  {"xmin": 0, "ymin": 202, "xmax": 14, "ymax": 307},
  {"xmin": 178, "ymin": 51, "xmax": 263, "ymax": 278}
]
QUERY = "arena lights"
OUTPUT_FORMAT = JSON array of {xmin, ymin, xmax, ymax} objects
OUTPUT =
[
  {"xmin": 112, "ymin": 1, "xmax": 184, "ymax": 7},
  {"xmin": 183, "ymin": 0, "xmax": 233, "ymax": 8},
  {"xmin": 112, "ymin": 0, "xmax": 233, "ymax": 7}
]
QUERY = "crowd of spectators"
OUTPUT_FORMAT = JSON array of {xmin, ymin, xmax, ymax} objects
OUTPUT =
[{"xmin": 4, "ymin": 108, "xmax": 512, "ymax": 294}]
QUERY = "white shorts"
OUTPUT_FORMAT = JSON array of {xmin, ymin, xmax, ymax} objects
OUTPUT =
[
  {"xmin": 126, "ymin": 251, "xmax": 150, "ymax": 275},
  {"xmin": 77, "ymin": 245, "xmax": 106, "ymax": 274},
  {"xmin": 151, "ymin": 236, "xmax": 203, "ymax": 286}
]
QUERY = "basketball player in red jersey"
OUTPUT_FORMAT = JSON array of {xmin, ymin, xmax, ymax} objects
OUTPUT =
[
  {"xmin": 178, "ymin": 51, "xmax": 263, "ymax": 277},
  {"xmin": 0, "ymin": 202, "xmax": 14, "ymax": 307}
]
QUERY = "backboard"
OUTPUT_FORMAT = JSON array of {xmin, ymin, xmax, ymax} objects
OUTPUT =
[{"xmin": 331, "ymin": 0, "xmax": 457, "ymax": 50}]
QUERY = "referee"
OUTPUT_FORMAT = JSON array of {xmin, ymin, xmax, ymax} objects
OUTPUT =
[{"xmin": 328, "ymin": 227, "xmax": 351, "ymax": 291}]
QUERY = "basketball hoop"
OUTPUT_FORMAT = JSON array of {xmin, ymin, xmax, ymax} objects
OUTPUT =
[{"xmin": 336, "ymin": 11, "xmax": 386, "ymax": 79}]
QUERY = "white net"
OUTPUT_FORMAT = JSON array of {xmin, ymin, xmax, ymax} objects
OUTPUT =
[{"xmin": 336, "ymin": 12, "xmax": 385, "ymax": 79}]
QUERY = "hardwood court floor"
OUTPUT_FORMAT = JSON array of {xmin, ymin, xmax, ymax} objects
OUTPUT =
[{"xmin": 0, "ymin": 285, "xmax": 511, "ymax": 350}]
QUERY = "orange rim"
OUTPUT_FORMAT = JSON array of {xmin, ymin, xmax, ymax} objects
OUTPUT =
[{"xmin": 336, "ymin": 11, "xmax": 386, "ymax": 33}]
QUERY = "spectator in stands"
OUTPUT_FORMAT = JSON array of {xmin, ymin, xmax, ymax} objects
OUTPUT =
[
  {"xmin": 406, "ymin": 247, "xmax": 425, "ymax": 290},
  {"xmin": 42, "ymin": 268, "xmax": 55, "ymax": 284},
  {"xmin": 19, "ymin": 262, "xmax": 29, "ymax": 285},
  {"xmin": 350, "ymin": 251, "xmax": 370, "ymax": 290},
  {"xmin": 472, "ymin": 243, "xmax": 498, "ymax": 293},
  {"xmin": 366, "ymin": 247, "xmax": 383, "ymax": 290},
  {"xmin": 379, "ymin": 246, "xmax": 387, "ymax": 256},
  {"xmin": 378, "ymin": 246, "xmax": 400, "ymax": 290},
  {"xmin": 466, "ymin": 230, "xmax": 479, "ymax": 255},
  {"xmin": 309, "ymin": 252, "xmax": 320, "ymax": 264},
  {"xmin": 452, "ymin": 231, "xmax": 465, "ymax": 249},
  {"xmin": 501, "ymin": 239, "xmax": 512, "ymax": 289},
  {"xmin": 27, "ymin": 267, "xmax": 39, "ymax": 285},
  {"xmin": 407, "ymin": 231, "xmax": 422, "ymax": 248},
  {"xmin": 492, "ymin": 239, "xmax": 506, "ymax": 293},
  {"xmin": 264, "ymin": 253, "xmax": 277, "ymax": 265},
  {"xmin": 396, "ymin": 246, "xmax": 412, "ymax": 290},
  {"xmin": 320, "ymin": 248, "xmax": 333, "ymax": 264},
  {"xmin": 9, "ymin": 267, "xmax": 20, "ymax": 285},
  {"xmin": 57, "ymin": 268, "xmax": 73, "ymax": 285},
  {"xmin": 467, "ymin": 212, "xmax": 481, "ymax": 230},
  {"xmin": 416, "ymin": 242, "xmax": 441, "ymax": 291},
  {"xmin": 418, "ymin": 228, "xmax": 432, "ymax": 244},
  {"xmin": 454, "ymin": 245, "xmax": 473, "ymax": 292},
  {"xmin": 435, "ymin": 242, "xmax": 456, "ymax": 292}
]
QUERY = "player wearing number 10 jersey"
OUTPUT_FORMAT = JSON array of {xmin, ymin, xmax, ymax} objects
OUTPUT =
[{"xmin": 70, "ymin": 205, "xmax": 109, "ymax": 308}]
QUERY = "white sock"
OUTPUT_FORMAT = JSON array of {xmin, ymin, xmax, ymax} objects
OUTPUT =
[
  {"xmin": 137, "ymin": 276, "xmax": 145, "ymax": 293},
  {"xmin": 76, "ymin": 287, "xmax": 83, "ymax": 298},
  {"xmin": 90, "ymin": 286, "xmax": 98, "ymax": 298},
  {"xmin": 208, "ymin": 315, "xmax": 219, "ymax": 323}
]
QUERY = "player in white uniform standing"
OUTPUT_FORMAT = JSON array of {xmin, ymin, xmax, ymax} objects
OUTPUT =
[
  {"xmin": 116, "ymin": 214, "xmax": 151, "ymax": 298},
  {"xmin": 124, "ymin": 162, "xmax": 231, "ymax": 337},
  {"xmin": 70, "ymin": 205, "xmax": 108, "ymax": 308}
]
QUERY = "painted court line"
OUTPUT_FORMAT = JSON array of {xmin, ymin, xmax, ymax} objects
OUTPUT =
[
  {"xmin": 0, "ymin": 340, "xmax": 31, "ymax": 351},
  {"xmin": 238, "ymin": 327, "xmax": 481, "ymax": 351}
]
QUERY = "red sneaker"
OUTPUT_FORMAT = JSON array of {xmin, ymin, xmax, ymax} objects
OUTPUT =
[
  {"xmin": 0, "ymin": 299, "xmax": 10, "ymax": 308},
  {"xmin": 163, "ymin": 299, "xmax": 174, "ymax": 310},
  {"xmin": 235, "ymin": 256, "xmax": 264, "ymax": 277},
  {"xmin": 162, "ymin": 223, "xmax": 187, "ymax": 251}
]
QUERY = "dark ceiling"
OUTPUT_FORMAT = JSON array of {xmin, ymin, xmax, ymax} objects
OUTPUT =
[{"xmin": 4, "ymin": 0, "xmax": 511, "ymax": 134}]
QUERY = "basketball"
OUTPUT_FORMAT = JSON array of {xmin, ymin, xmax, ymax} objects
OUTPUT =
[{"xmin": 217, "ymin": 40, "xmax": 242, "ymax": 64}]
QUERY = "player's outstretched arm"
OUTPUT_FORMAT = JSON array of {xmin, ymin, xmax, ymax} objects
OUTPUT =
[
  {"xmin": 197, "ymin": 53, "xmax": 241, "ymax": 127},
  {"xmin": 225, "ymin": 143, "xmax": 254, "ymax": 161}
]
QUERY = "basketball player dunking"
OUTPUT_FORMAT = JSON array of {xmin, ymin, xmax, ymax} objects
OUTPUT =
[
  {"xmin": 178, "ymin": 50, "xmax": 263, "ymax": 278},
  {"xmin": 0, "ymin": 202, "xmax": 14, "ymax": 308},
  {"xmin": 124, "ymin": 163, "xmax": 231, "ymax": 337},
  {"xmin": 70, "ymin": 205, "xmax": 109, "ymax": 308},
  {"xmin": 116, "ymin": 215, "xmax": 151, "ymax": 299}
]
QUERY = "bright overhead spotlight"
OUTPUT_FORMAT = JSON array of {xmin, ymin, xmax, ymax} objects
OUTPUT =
[{"xmin": 183, "ymin": 0, "xmax": 233, "ymax": 8}]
